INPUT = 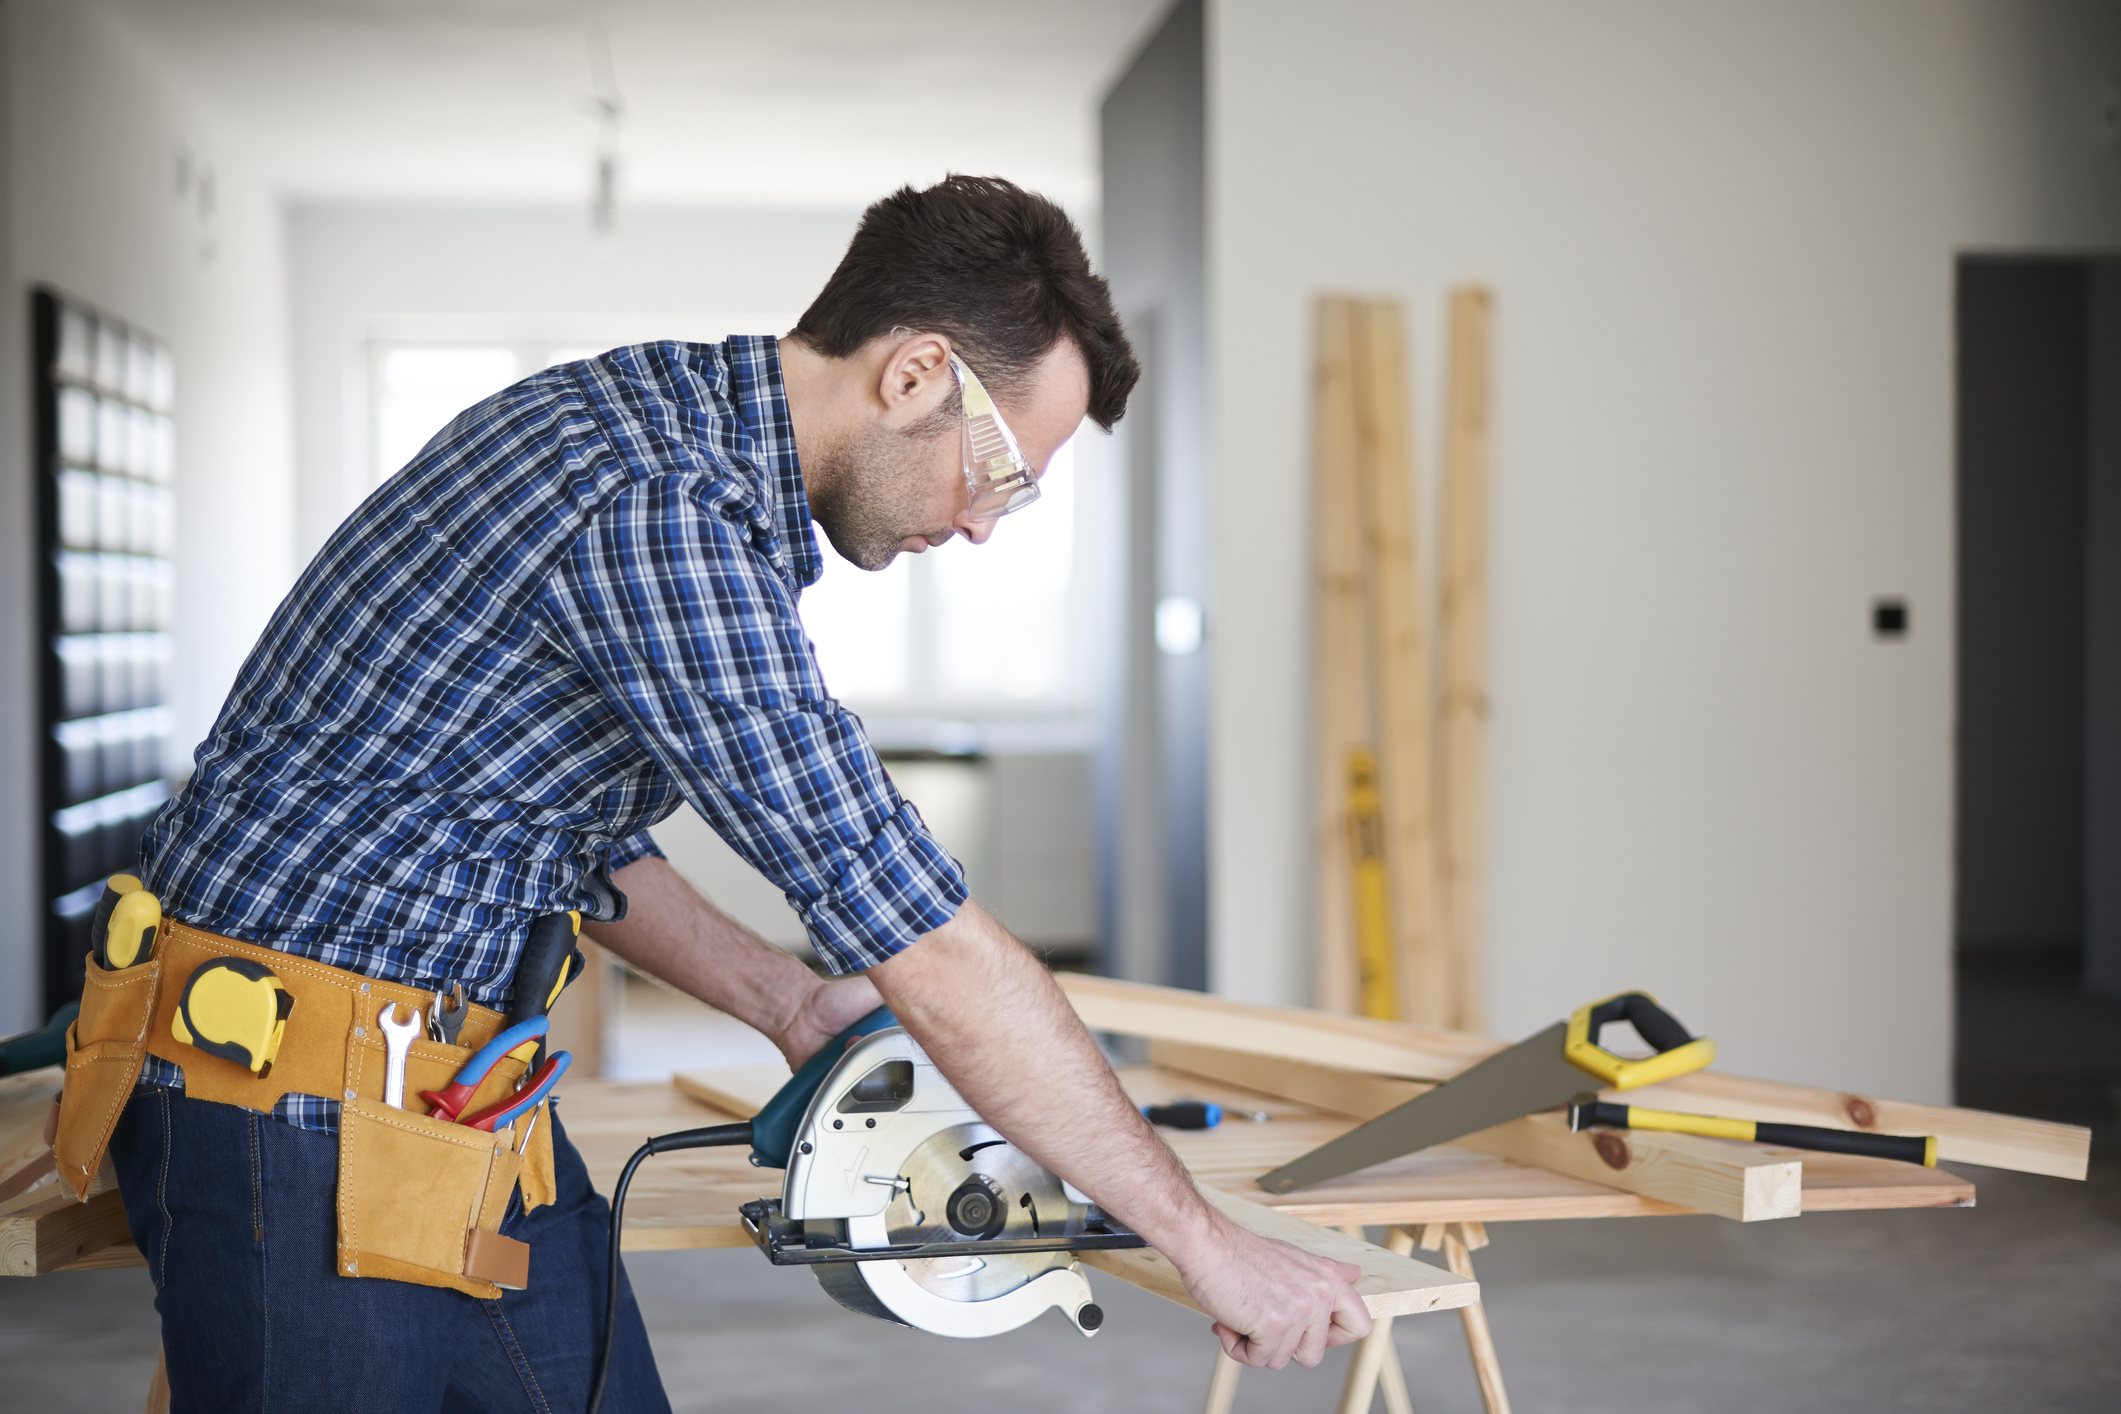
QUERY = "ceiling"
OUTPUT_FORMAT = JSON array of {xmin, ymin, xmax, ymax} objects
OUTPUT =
[{"xmin": 96, "ymin": 0, "xmax": 1170, "ymax": 209}]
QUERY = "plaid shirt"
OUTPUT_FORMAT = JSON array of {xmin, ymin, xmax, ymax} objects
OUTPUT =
[{"xmin": 137, "ymin": 335, "xmax": 968, "ymax": 1131}]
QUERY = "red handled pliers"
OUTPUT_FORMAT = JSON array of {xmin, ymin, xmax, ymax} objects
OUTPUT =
[{"xmin": 420, "ymin": 1016, "xmax": 570, "ymax": 1130}]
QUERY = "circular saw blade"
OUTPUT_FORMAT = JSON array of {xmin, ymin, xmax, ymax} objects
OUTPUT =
[{"xmin": 873, "ymin": 1120, "xmax": 1088, "ymax": 1306}]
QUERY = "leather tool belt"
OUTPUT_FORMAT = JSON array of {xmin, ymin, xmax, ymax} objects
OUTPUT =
[{"xmin": 52, "ymin": 916, "xmax": 559, "ymax": 1297}]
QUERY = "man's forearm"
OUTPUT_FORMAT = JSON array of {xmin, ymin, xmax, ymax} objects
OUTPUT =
[
  {"xmin": 596, "ymin": 855, "xmax": 817, "ymax": 1048},
  {"xmin": 866, "ymin": 899, "xmax": 1217, "ymax": 1256}
]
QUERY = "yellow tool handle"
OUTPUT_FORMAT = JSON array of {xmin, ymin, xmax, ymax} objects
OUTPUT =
[
  {"xmin": 92, "ymin": 874, "xmax": 160, "ymax": 970},
  {"xmin": 1562, "ymin": 991, "xmax": 1716, "ymax": 1090},
  {"xmin": 1569, "ymin": 1097, "xmax": 1937, "ymax": 1166}
]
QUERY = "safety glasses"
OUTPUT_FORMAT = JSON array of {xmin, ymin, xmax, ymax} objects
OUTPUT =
[{"xmin": 949, "ymin": 353, "xmax": 1040, "ymax": 523}]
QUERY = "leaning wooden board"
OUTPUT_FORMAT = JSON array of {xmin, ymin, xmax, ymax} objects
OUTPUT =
[{"xmin": 1057, "ymin": 973, "xmax": 2091, "ymax": 1181}]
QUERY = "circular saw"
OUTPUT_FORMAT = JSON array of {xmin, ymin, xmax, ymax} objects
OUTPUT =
[{"xmin": 739, "ymin": 1023, "xmax": 1143, "ymax": 1339}]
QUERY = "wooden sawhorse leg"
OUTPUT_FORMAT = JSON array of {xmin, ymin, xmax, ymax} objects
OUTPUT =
[
  {"xmin": 1199, "ymin": 1222, "xmax": 1509, "ymax": 1414},
  {"xmin": 1417, "ymin": 1222, "xmax": 1510, "ymax": 1414}
]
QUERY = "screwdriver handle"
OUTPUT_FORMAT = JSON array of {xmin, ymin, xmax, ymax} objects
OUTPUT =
[{"xmin": 1142, "ymin": 1101, "xmax": 1222, "ymax": 1130}]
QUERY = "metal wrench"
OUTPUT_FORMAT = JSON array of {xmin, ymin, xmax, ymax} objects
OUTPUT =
[{"xmin": 378, "ymin": 1001, "xmax": 422, "ymax": 1109}]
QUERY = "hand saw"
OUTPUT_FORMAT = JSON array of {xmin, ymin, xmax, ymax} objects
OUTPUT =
[{"xmin": 1255, "ymin": 991, "xmax": 1716, "ymax": 1193}]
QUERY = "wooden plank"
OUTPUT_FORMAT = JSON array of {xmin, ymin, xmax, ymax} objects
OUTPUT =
[
  {"xmin": 1437, "ymin": 285, "xmax": 1494, "ymax": 1034},
  {"xmin": 1141, "ymin": 1046, "xmax": 1973, "ymax": 1222},
  {"xmin": 1078, "ymin": 1184, "xmax": 1476, "ymax": 1320},
  {"xmin": 1312, "ymin": 295, "xmax": 1373, "ymax": 1015},
  {"xmin": 670, "ymin": 1063, "xmax": 787, "ymax": 1117},
  {"xmin": 1630, "ymin": 1071, "xmax": 2090, "ymax": 1182},
  {"xmin": 1350, "ymin": 298, "xmax": 1450, "ymax": 1027},
  {"xmin": 1066, "ymin": 973, "xmax": 2088, "ymax": 1181},
  {"xmin": 1150, "ymin": 1040, "xmax": 1801, "ymax": 1222},
  {"xmin": 0, "ymin": 1189, "xmax": 133, "ymax": 1277},
  {"xmin": 1058, "ymin": 971, "xmax": 1498, "ymax": 1078}
]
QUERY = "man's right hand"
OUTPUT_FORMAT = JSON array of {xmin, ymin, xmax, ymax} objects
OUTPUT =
[{"xmin": 1164, "ymin": 1207, "xmax": 1374, "ymax": 1369}]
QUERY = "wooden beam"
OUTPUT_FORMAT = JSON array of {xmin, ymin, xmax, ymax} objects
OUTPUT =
[
  {"xmin": 1063, "ymin": 973, "xmax": 2088, "ymax": 1181},
  {"xmin": 1312, "ymin": 295, "xmax": 1373, "ymax": 1015},
  {"xmin": 1437, "ymin": 286, "xmax": 1494, "ymax": 1034},
  {"xmin": 1078, "ymin": 1184, "xmax": 1477, "ymax": 1320},
  {"xmin": 1350, "ymin": 298, "xmax": 1450, "ymax": 1027},
  {"xmin": 1057, "ymin": 971, "xmax": 1498, "ymax": 1078},
  {"xmin": 0, "ymin": 1189, "xmax": 133, "ymax": 1277},
  {"xmin": 1629, "ymin": 1071, "xmax": 2090, "ymax": 1181},
  {"xmin": 1149, "ymin": 1040, "xmax": 1802, "ymax": 1222}
]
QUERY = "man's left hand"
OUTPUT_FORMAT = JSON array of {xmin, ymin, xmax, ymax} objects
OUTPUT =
[{"xmin": 776, "ymin": 974, "xmax": 884, "ymax": 1070}]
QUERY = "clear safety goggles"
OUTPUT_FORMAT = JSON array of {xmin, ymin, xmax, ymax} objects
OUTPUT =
[{"xmin": 950, "ymin": 353, "xmax": 1040, "ymax": 523}]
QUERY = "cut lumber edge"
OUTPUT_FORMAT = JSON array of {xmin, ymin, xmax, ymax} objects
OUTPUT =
[{"xmin": 1150, "ymin": 1039, "xmax": 1801, "ymax": 1222}]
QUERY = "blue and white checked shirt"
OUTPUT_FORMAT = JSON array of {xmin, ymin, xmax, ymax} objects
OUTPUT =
[{"xmin": 138, "ymin": 335, "xmax": 968, "ymax": 1131}]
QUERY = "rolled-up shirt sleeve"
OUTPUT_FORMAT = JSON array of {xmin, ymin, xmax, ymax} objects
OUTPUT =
[{"xmin": 537, "ymin": 476, "xmax": 968, "ymax": 972}]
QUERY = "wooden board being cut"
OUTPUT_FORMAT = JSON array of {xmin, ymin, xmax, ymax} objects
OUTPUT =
[
  {"xmin": 1079, "ymin": 1185, "xmax": 1477, "ymax": 1320},
  {"xmin": 1060, "ymin": 973, "xmax": 2089, "ymax": 1181}
]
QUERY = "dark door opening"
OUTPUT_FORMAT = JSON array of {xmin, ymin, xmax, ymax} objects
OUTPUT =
[{"xmin": 1953, "ymin": 254, "xmax": 2121, "ymax": 1131}]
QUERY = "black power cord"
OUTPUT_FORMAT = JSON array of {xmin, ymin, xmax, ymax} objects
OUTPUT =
[{"xmin": 587, "ymin": 1122, "xmax": 755, "ymax": 1414}]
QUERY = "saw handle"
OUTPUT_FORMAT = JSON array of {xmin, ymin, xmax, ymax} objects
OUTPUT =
[
  {"xmin": 1570, "ymin": 1097, "xmax": 1937, "ymax": 1166},
  {"xmin": 1564, "ymin": 991, "xmax": 1717, "ymax": 1090},
  {"xmin": 747, "ymin": 1005, "xmax": 900, "ymax": 1170}
]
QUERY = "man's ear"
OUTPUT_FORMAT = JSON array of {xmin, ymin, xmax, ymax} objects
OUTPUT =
[{"xmin": 876, "ymin": 331, "xmax": 952, "ymax": 419}]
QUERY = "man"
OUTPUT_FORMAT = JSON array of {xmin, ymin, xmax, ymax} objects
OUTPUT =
[{"xmin": 113, "ymin": 175, "xmax": 1370, "ymax": 1410}]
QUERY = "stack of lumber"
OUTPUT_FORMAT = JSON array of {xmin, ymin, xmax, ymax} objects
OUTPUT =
[
  {"xmin": 1056, "ymin": 974, "xmax": 2090, "ymax": 1222},
  {"xmin": 1312, "ymin": 291, "xmax": 1491, "ymax": 1032}
]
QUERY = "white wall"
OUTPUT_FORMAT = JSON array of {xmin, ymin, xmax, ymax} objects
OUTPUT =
[
  {"xmin": 289, "ymin": 204, "xmax": 865, "ymax": 558},
  {"xmin": 1205, "ymin": 0, "xmax": 2121, "ymax": 1100},
  {"xmin": 1, "ymin": 0, "xmax": 294, "ymax": 1028}
]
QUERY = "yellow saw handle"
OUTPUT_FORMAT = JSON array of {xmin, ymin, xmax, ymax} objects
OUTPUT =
[{"xmin": 1563, "ymin": 991, "xmax": 1716, "ymax": 1090}]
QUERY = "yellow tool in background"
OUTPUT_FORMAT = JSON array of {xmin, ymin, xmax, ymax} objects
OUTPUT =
[
  {"xmin": 1345, "ymin": 750, "xmax": 1397, "ymax": 1020},
  {"xmin": 91, "ymin": 873, "xmax": 161, "ymax": 970},
  {"xmin": 172, "ymin": 958, "xmax": 293, "ymax": 1077}
]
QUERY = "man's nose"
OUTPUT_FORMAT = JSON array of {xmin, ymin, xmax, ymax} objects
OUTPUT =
[{"xmin": 955, "ymin": 514, "xmax": 997, "ymax": 546}]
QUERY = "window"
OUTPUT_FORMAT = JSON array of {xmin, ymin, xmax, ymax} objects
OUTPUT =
[{"xmin": 365, "ymin": 336, "xmax": 1091, "ymax": 727}]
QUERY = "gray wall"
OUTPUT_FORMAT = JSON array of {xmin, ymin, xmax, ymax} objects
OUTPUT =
[
  {"xmin": 1955, "ymin": 260, "xmax": 2087, "ymax": 951},
  {"xmin": 2088, "ymin": 264, "xmax": 2121, "ymax": 997},
  {"xmin": 1097, "ymin": 0, "xmax": 1209, "ymax": 988}
]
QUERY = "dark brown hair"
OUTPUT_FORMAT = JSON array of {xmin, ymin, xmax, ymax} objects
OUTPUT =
[{"xmin": 794, "ymin": 175, "xmax": 1139, "ymax": 431}]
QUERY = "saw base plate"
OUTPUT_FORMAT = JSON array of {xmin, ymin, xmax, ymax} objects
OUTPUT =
[{"xmin": 739, "ymin": 1198, "xmax": 1145, "ymax": 1267}]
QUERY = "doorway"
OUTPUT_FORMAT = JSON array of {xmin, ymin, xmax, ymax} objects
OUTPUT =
[{"xmin": 1953, "ymin": 255, "xmax": 2121, "ymax": 1129}]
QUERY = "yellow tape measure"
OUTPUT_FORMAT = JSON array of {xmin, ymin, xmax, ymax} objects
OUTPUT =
[{"xmin": 171, "ymin": 959, "xmax": 294, "ymax": 1077}]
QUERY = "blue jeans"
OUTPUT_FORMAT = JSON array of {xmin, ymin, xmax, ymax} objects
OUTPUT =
[{"xmin": 109, "ymin": 1087, "xmax": 671, "ymax": 1413}]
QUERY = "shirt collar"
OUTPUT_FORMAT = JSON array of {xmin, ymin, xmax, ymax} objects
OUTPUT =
[{"xmin": 722, "ymin": 333, "xmax": 823, "ymax": 592}]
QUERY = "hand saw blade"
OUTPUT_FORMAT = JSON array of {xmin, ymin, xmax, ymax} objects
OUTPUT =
[{"xmin": 1255, "ymin": 1021, "xmax": 1582, "ymax": 1192}]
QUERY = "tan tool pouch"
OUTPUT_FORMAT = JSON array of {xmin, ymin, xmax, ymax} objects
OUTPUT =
[
  {"xmin": 52, "ymin": 950, "xmax": 166, "ymax": 1200},
  {"xmin": 49, "ymin": 917, "xmax": 558, "ymax": 1297},
  {"xmin": 334, "ymin": 1000, "xmax": 537, "ymax": 1298}
]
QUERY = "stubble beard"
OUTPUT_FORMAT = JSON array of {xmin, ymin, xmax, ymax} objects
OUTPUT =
[{"xmin": 813, "ymin": 414, "xmax": 956, "ymax": 572}]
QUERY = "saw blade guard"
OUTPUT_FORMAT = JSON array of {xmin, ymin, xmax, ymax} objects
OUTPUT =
[{"xmin": 781, "ymin": 1026, "xmax": 1109, "ymax": 1338}]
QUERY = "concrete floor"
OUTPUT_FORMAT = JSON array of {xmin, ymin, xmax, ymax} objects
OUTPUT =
[{"xmin": 5, "ymin": 975, "xmax": 2117, "ymax": 1411}]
